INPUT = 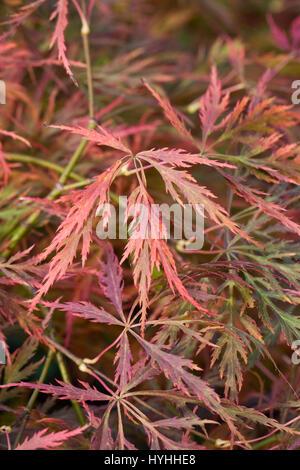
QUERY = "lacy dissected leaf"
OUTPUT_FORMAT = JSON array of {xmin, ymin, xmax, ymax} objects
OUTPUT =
[
  {"xmin": 143, "ymin": 80, "xmax": 194, "ymax": 143},
  {"xmin": 48, "ymin": 300, "xmax": 124, "ymax": 326},
  {"xmin": 267, "ymin": 15, "xmax": 291, "ymax": 51},
  {"xmin": 0, "ymin": 338, "xmax": 42, "ymax": 402},
  {"xmin": 50, "ymin": 0, "xmax": 76, "ymax": 84},
  {"xmin": 132, "ymin": 332, "xmax": 223, "ymax": 413},
  {"xmin": 98, "ymin": 244, "xmax": 124, "ymax": 318},
  {"xmin": 0, "ymin": 0, "xmax": 46, "ymax": 41},
  {"xmin": 138, "ymin": 153, "xmax": 255, "ymax": 245},
  {"xmin": 122, "ymin": 359, "xmax": 161, "ymax": 393},
  {"xmin": 221, "ymin": 172, "xmax": 300, "ymax": 238},
  {"xmin": 0, "ymin": 246, "xmax": 41, "ymax": 288},
  {"xmin": 1, "ymin": 380, "xmax": 111, "ymax": 402},
  {"xmin": 16, "ymin": 426, "xmax": 86, "ymax": 450},
  {"xmin": 211, "ymin": 329, "xmax": 250, "ymax": 401},
  {"xmin": 267, "ymin": 14, "xmax": 300, "ymax": 52},
  {"xmin": 199, "ymin": 65, "xmax": 230, "ymax": 144},
  {"xmin": 31, "ymin": 160, "xmax": 122, "ymax": 309},
  {"xmin": 114, "ymin": 333, "xmax": 132, "ymax": 390},
  {"xmin": 90, "ymin": 405, "xmax": 115, "ymax": 450},
  {"xmin": 0, "ymin": 288, "xmax": 42, "ymax": 338},
  {"xmin": 224, "ymin": 402, "xmax": 298, "ymax": 435},
  {"xmin": 123, "ymin": 400, "xmax": 205, "ymax": 450},
  {"xmin": 137, "ymin": 147, "xmax": 234, "ymax": 169},
  {"xmin": 121, "ymin": 185, "xmax": 210, "ymax": 331},
  {"xmin": 49, "ymin": 124, "xmax": 131, "ymax": 154},
  {"xmin": 230, "ymin": 100, "xmax": 297, "ymax": 136},
  {"xmin": 0, "ymin": 128, "xmax": 30, "ymax": 147}
]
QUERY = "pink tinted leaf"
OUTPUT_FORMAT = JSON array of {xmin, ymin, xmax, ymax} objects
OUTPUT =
[
  {"xmin": 137, "ymin": 148, "xmax": 234, "ymax": 169},
  {"xmin": 226, "ymin": 38, "xmax": 245, "ymax": 75},
  {"xmin": 132, "ymin": 333, "xmax": 222, "ymax": 413},
  {"xmin": 50, "ymin": 301, "xmax": 124, "ymax": 325},
  {"xmin": 49, "ymin": 124, "xmax": 131, "ymax": 153},
  {"xmin": 114, "ymin": 333, "xmax": 132, "ymax": 390},
  {"xmin": 122, "ymin": 360, "xmax": 160, "ymax": 393},
  {"xmin": 90, "ymin": 407, "xmax": 114, "ymax": 450},
  {"xmin": 0, "ymin": 0, "xmax": 46, "ymax": 41},
  {"xmin": 31, "ymin": 160, "xmax": 122, "ymax": 309},
  {"xmin": 50, "ymin": 0, "xmax": 77, "ymax": 84},
  {"xmin": 221, "ymin": 172, "xmax": 300, "ymax": 237},
  {"xmin": 98, "ymin": 244, "xmax": 124, "ymax": 317},
  {"xmin": 0, "ymin": 129, "xmax": 30, "ymax": 147},
  {"xmin": 199, "ymin": 65, "xmax": 230, "ymax": 144},
  {"xmin": 1, "ymin": 380, "xmax": 111, "ymax": 402},
  {"xmin": 152, "ymin": 416, "xmax": 215, "ymax": 430},
  {"xmin": 16, "ymin": 426, "xmax": 86, "ymax": 450},
  {"xmin": 143, "ymin": 80, "xmax": 194, "ymax": 143},
  {"xmin": 267, "ymin": 15, "xmax": 291, "ymax": 51}
]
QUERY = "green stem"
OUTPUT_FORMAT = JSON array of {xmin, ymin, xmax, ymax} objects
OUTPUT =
[
  {"xmin": 51, "ymin": 121, "xmax": 95, "ymax": 193},
  {"xmin": 13, "ymin": 349, "xmax": 55, "ymax": 449},
  {"xmin": 62, "ymin": 179, "xmax": 92, "ymax": 191},
  {"xmin": 3, "ymin": 121, "xmax": 96, "ymax": 259},
  {"xmin": 55, "ymin": 351, "xmax": 86, "ymax": 426},
  {"xmin": 81, "ymin": 4, "xmax": 94, "ymax": 119},
  {"xmin": 252, "ymin": 435, "xmax": 278, "ymax": 450},
  {"xmin": 7, "ymin": 153, "xmax": 84, "ymax": 182}
]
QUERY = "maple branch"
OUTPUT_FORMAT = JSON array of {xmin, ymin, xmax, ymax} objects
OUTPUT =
[
  {"xmin": 49, "ymin": 121, "xmax": 97, "ymax": 197},
  {"xmin": 81, "ymin": 2, "xmax": 94, "ymax": 120},
  {"xmin": 6, "ymin": 153, "xmax": 85, "ymax": 182},
  {"xmin": 61, "ymin": 178, "xmax": 92, "ymax": 191},
  {"xmin": 44, "ymin": 334, "xmax": 116, "ymax": 388}
]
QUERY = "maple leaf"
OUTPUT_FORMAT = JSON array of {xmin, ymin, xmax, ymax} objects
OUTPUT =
[
  {"xmin": 1, "ymin": 379, "xmax": 111, "ymax": 402},
  {"xmin": 50, "ymin": 0, "xmax": 76, "ymax": 84},
  {"xmin": 114, "ymin": 333, "xmax": 133, "ymax": 390},
  {"xmin": 0, "ymin": 129, "xmax": 30, "ymax": 147},
  {"xmin": 267, "ymin": 15, "xmax": 300, "ymax": 52},
  {"xmin": 0, "ymin": 338, "xmax": 42, "ymax": 403},
  {"xmin": 226, "ymin": 38, "xmax": 245, "ymax": 76},
  {"xmin": 0, "ymin": 129, "xmax": 30, "ymax": 185},
  {"xmin": 31, "ymin": 159, "xmax": 122, "ymax": 310},
  {"xmin": 120, "ymin": 184, "xmax": 212, "ymax": 332},
  {"xmin": 199, "ymin": 65, "xmax": 230, "ymax": 146},
  {"xmin": 132, "ymin": 332, "xmax": 222, "ymax": 412},
  {"xmin": 0, "ymin": 0, "xmax": 46, "ymax": 41},
  {"xmin": 0, "ymin": 246, "xmax": 41, "ymax": 288},
  {"xmin": 137, "ymin": 147, "xmax": 234, "ymax": 169},
  {"xmin": 138, "ymin": 152, "xmax": 254, "ymax": 244},
  {"xmin": 98, "ymin": 244, "xmax": 124, "ymax": 318},
  {"xmin": 267, "ymin": 14, "xmax": 291, "ymax": 51},
  {"xmin": 90, "ymin": 406, "xmax": 115, "ymax": 450},
  {"xmin": 211, "ymin": 329, "xmax": 250, "ymax": 401},
  {"xmin": 49, "ymin": 124, "xmax": 131, "ymax": 154},
  {"xmin": 221, "ymin": 171, "xmax": 300, "ymax": 238},
  {"xmin": 143, "ymin": 80, "xmax": 194, "ymax": 143},
  {"xmin": 16, "ymin": 426, "xmax": 86, "ymax": 450},
  {"xmin": 47, "ymin": 300, "xmax": 124, "ymax": 326}
]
